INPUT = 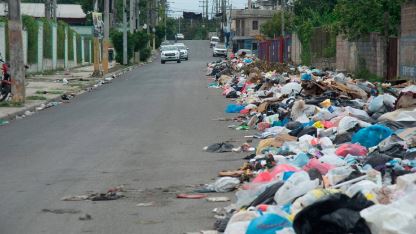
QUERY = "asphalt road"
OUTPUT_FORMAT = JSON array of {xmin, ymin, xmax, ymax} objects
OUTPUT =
[{"xmin": 0, "ymin": 40, "xmax": 245, "ymax": 234}]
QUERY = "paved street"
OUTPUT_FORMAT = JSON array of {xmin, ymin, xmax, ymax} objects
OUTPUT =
[{"xmin": 0, "ymin": 40, "xmax": 243, "ymax": 234}]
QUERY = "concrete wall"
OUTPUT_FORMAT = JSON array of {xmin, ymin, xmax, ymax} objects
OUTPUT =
[
  {"xmin": 399, "ymin": 1, "xmax": 416, "ymax": 80},
  {"xmin": 291, "ymin": 33, "xmax": 302, "ymax": 64},
  {"xmin": 336, "ymin": 33, "xmax": 386, "ymax": 77},
  {"xmin": 0, "ymin": 19, "xmax": 91, "ymax": 74}
]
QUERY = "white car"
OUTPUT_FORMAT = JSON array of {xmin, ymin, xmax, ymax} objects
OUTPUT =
[
  {"xmin": 175, "ymin": 44, "xmax": 189, "ymax": 60},
  {"xmin": 175, "ymin": 33, "xmax": 185, "ymax": 40},
  {"xmin": 213, "ymin": 43, "xmax": 227, "ymax": 57},
  {"xmin": 160, "ymin": 45, "xmax": 181, "ymax": 64},
  {"xmin": 210, "ymin": 36, "xmax": 220, "ymax": 47}
]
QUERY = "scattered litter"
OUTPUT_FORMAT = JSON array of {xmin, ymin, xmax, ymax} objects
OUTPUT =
[
  {"xmin": 41, "ymin": 208, "xmax": 81, "ymax": 214},
  {"xmin": 78, "ymin": 214, "xmax": 92, "ymax": 221},
  {"xmin": 0, "ymin": 119, "xmax": 9, "ymax": 126},
  {"xmin": 136, "ymin": 202, "xmax": 155, "ymax": 207},
  {"xmin": 203, "ymin": 143, "xmax": 234, "ymax": 153},
  {"xmin": 176, "ymin": 194, "xmax": 208, "ymax": 199},
  {"xmin": 207, "ymin": 197, "xmax": 231, "ymax": 202}
]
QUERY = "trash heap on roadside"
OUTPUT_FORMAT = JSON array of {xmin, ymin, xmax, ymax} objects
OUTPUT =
[{"xmin": 204, "ymin": 57, "xmax": 416, "ymax": 234}]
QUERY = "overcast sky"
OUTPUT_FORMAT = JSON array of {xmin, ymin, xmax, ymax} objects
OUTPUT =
[{"xmin": 169, "ymin": 0, "xmax": 247, "ymax": 17}]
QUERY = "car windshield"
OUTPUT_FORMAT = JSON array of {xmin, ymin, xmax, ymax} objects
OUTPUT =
[
  {"xmin": 163, "ymin": 46, "xmax": 178, "ymax": 51},
  {"xmin": 211, "ymin": 37, "xmax": 219, "ymax": 42},
  {"xmin": 177, "ymin": 45, "xmax": 186, "ymax": 50},
  {"xmin": 215, "ymin": 44, "xmax": 226, "ymax": 49}
]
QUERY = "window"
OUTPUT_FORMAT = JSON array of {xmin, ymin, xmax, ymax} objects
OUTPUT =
[{"xmin": 252, "ymin": 20, "xmax": 258, "ymax": 30}]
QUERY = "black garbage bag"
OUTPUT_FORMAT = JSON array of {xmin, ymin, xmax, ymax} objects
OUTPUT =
[
  {"xmin": 204, "ymin": 142, "xmax": 234, "ymax": 153},
  {"xmin": 297, "ymin": 126, "xmax": 317, "ymax": 137},
  {"xmin": 246, "ymin": 181, "xmax": 284, "ymax": 208},
  {"xmin": 293, "ymin": 193, "xmax": 374, "ymax": 234},
  {"xmin": 286, "ymin": 121, "xmax": 303, "ymax": 130},
  {"xmin": 226, "ymin": 91, "xmax": 239, "ymax": 98}
]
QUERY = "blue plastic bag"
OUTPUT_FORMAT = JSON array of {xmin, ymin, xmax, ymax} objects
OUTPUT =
[
  {"xmin": 352, "ymin": 125, "xmax": 393, "ymax": 148},
  {"xmin": 225, "ymin": 104, "xmax": 245, "ymax": 113},
  {"xmin": 246, "ymin": 212, "xmax": 292, "ymax": 234}
]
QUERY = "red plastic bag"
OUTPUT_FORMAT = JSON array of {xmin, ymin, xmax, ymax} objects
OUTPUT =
[{"xmin": 336, "ymin": 143, "xmax": 368, "ymax": 157}]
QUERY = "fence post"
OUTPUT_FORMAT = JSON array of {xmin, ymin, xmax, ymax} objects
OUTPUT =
[
  {"xmin": 64, "ymin": 26, "xmax": 68, "ymax": 69},
  {"xmin": 22, "ymin": 30, "xmax": 27, "ymax": 65},
  {"xmin": 89, "ymin": 39, "xmax": 92, "ymax": 63},
  {"xmin": 73, "ymin": 33, "xmax": 77, "ymax": 66},
  {"xmin": 51, "ymin": 22, "xmax": 57, "ymax": 70},
  {"xmin": 0, "ymin": 22, "xmax": 6, "ymax": 61},
  {"xmin": 81, "ymin": 36, "xmax": 85, "ymax": 64},
  {"xmin": 37, "ymin": 21, "xmax": 43, "ymax": 72}
]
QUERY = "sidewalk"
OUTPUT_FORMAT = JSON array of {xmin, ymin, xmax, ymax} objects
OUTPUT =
[{"xmin": 0, "ymin": 62, "xmax": 131, "ymax": 122}]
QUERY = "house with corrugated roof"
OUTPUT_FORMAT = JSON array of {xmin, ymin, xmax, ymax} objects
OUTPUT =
[{"xmin": 0, "ymin": 3, "xmax": 86, "ymax": 25}]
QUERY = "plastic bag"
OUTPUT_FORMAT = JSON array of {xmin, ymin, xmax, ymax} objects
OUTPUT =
[
  {"xmin": 291, "ymin": 189, "xmax": 340, "ymax": 215},
  {"xmin": 247, "ymin": 213, "xmax": 292, "ymax": 234},
  {"xmin": 336, "ymin": 144, "xmax": 368, "ymax": 157},
  {"xmin": 352, "ymin": 125, "xmax": 393, "ymax": 148},
  {"xmin": 274, "ymin": 171, "xmax": 319, "ymax": 205},
  {"xmin": 361, "ymin": 191, "xmax": 416, "ymax": 234},
  {"xmin": 206, "ymin": 177, "xmax": 241, "ymax": 193},
  {"xmin": 225, "ymin": 104, "xmax": 245, "ymax": 113},
  {"xmin": 337, "ymin": 116, "xmax": 371, "ymax": 134},
  {"xmin": 326, "ymin": 166, "xmax": 354, "ymax": 186},
  {"xmin": 281, "ymin": 82, "xmax": 302, "ymax": 95}
]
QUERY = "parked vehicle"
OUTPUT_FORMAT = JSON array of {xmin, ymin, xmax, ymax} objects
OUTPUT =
[
  {"xmin": 210, "ymin": 36, "xmax": 220, "ymax": 48},
  {"xmin": 175, "ymin": 44, "xmax": 189, "ymax": 60},
  {"xmin": 0, "ymin": 58, "xmax": 11, "ymax": 102},
  {"xmin": 213, "ymin": 43, "xmax": 227, "ymax": 57},
  {"xmin": 175, "ymin": 33, "xmax": 185, "ymax": 40},
  {"xmin": 160, "ymin": 45, "xmax": 181, "ymax": 64}
]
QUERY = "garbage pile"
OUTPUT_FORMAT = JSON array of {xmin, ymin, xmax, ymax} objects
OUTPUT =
[{"xmin": 205, "ymin": 58, "xmax": 416, "ymax": 234}]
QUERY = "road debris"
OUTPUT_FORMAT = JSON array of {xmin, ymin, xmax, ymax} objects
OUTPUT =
[
  {"xmin": 41, "ymin": 208, "xmax": 81, "ymax": 214},
  {"xmin": 78, "ymin": 213, "xmax": 92, "ymax": 221}
]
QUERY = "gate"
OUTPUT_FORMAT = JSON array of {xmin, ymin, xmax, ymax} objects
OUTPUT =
[{"xmin": 387, "ymin": 37, "xmax": 398, "ymax": 80}]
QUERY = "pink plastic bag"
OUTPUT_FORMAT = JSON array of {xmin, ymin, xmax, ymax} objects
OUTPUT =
[
  {"xmin": 303, "ymin": 158, "xmax": 335, "ymax": 175},
  {"xmin": 336, "ymin": 143, "xmax": 368, "ymax": 157},
  {"xmin": 257, "ymin": 122, "xmax": 271, "ymax": 132}
]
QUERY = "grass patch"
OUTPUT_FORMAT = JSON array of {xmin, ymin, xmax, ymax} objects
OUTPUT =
[
  {"xmin": 0, "ymin": 101, "xmax": 24, "ymax": 107},
  {"xmin": 36, "ymin": 90, "xmax": 64, "ymax": 95},
  {"xmin": 26, "ymin": 95, "xmax": 48, "ymax": 101}
]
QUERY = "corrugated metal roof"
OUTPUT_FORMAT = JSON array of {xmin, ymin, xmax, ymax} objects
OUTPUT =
[{"xmin": 0, "ymin": 3, "xmax": 86, "ymax": 19}]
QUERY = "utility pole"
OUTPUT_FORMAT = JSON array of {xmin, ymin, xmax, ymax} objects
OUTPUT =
[
  {"xmin": 130, "ymin": 0, "xmax": 136, "ymax": 33},
  {"xmin": 92, "ymin": 0, "xmax": 101, "ymax": 76},
  {"xmin": 137, "ymin": 0, "xmax": 140, "ymax": 30},
  {"xmin": 8, "ymin": 0, "xmax": 25, "ymax": 103},
  {"xmin": 102, "ymin": 0, "xmax": 109, "ymax": 74},
  {"xmin": 123, "ymin": 0, "xmax": 128, "ymax": 65}
]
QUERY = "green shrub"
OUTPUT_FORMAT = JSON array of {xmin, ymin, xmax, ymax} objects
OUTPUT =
[{"xmin": 140, "ymin": 47, "xmax": 151, "ymax": 62}]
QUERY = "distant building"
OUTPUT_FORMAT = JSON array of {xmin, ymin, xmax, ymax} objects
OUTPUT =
[
  {"xmin": 230, "ymin": 6, "xmax": 275, "ymax": 52},
  {"xmin": 0, "ymin": 3, "xmax": 87, "ymax": 25}
]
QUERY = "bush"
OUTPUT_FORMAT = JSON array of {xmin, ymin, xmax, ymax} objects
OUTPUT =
[
  {"xmin": 110, "ymin": 29, "xmax": 150, "ymax": 64},
  {"xmin": 140, "ymin": 47, "xmax": 151, "ymax": 62}
]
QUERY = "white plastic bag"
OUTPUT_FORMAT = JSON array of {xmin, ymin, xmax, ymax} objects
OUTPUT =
[
  {"xmin": 206, "ymin": 177, "xmax": 240, "ymax": 193},
  {"xmin": 274, "ymin": 171, "xmax": 319, "ymax": 205}
]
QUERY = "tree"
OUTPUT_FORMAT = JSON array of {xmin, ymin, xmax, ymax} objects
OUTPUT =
[
  {"xmin": 260, "ymin": 11, "xmax": 294, "ymax": 38},
  {"xmin": 334, "ymin": 0, "xmax": 404, "ymax": 40}
]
